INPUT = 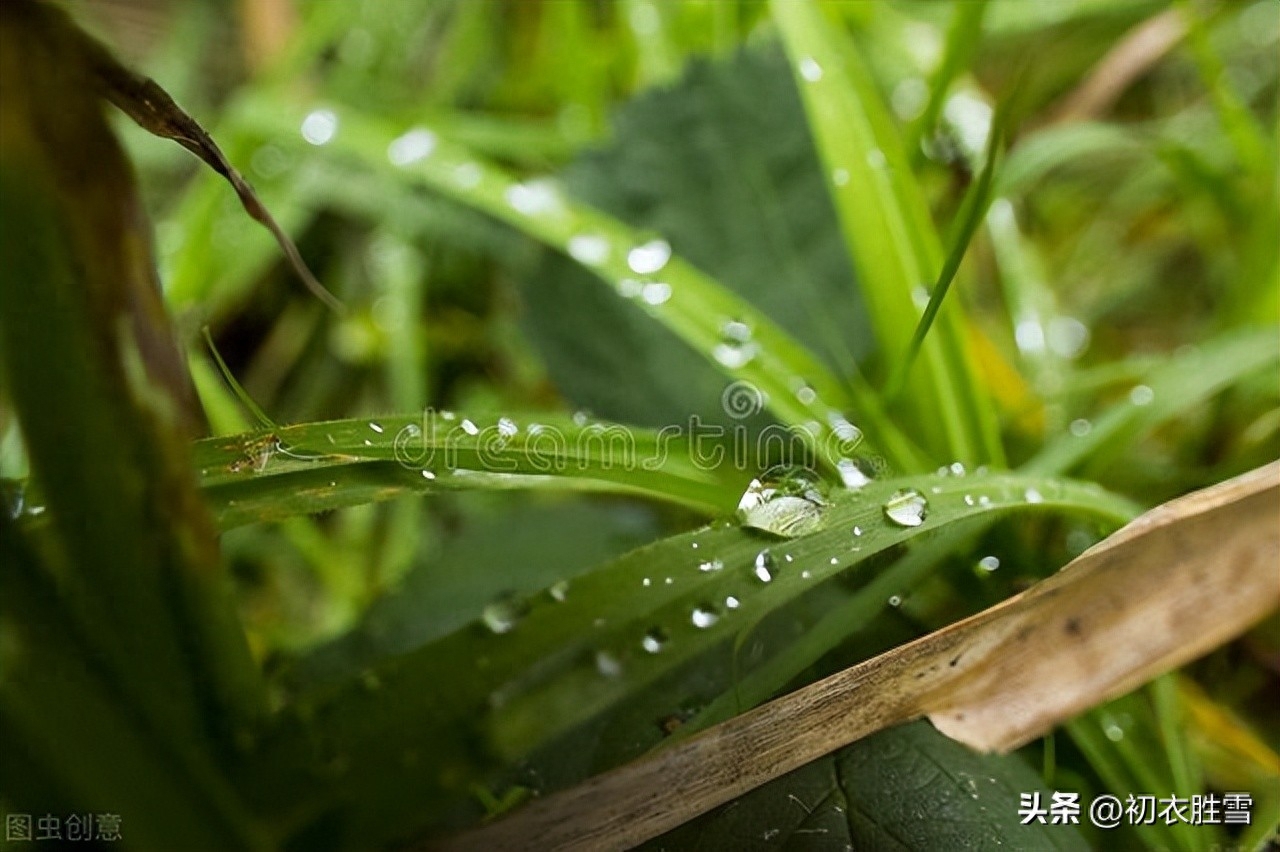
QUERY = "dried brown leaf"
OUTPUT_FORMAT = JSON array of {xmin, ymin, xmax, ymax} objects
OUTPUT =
[{"xmin": 433, "ymin": 462, "xmax": 1279, "ymax": 852}]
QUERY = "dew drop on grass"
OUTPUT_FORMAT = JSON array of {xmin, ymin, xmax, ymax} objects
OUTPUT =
[
  {"xmin": 753, "ymin": 550, "xmax": 776, "ymax": 583},
  {"xmin": 421, "ymin": 469, "xmax": 435, "ymax": 480},
  {"xmin": 837, "ymin": 458, "xmax": 871, "ymax": 489},
  {"xmin": 498, "ymin": 417, "xmax": 518, "ymax": 438},
  {"xmin": 888, "ymin": 595, "xmax": 902, "ymax": 607},
  {"xmin": 627, "ymin": 239, "xmax": 671, "ymax": 274},
  {"xmin": 1024, "ymin": 488, "xmax": 1044, "ymax": 504},
  {"xmin": 737, "ymin": 465, "xmax": 830, "ymax": 538},
  {"xmin": 387, "ymin": 127, "xmax": 437, "ymax": 165},
  {"xmin": 452, "ymin": 162, "xmax": 482, "ymax": 188},
  {"xmin": 725, "ymin": 595, "xmax": 740, "ymax": 610},
  {"xmin": 795, "ymin": 383, "xmax": 818, "ymax": 405},
  {"xmin": 300, "ymin": 108, "xmax": 338, "ymax": 145},
  {"xmin": 1129, "ymin": 384, "xmax": 1154, "ymax": 406},
  {"xmin": 799, "ymin": 56, "xmax": 823, "ymax": 82},
  {"xmin": 595, "ymin": 650, "xmax": 623, "ymax": 678},
  {"xmin": 978, "ymin": 556, "xmax": 1001, "ymax": 572},
  {"xmin": 698, "ymin": 559, "xmax": 724, "ymax": 573},
  {"xmin": 713, "ymin": 320, "xmax": 759, "ymax": 368},
  {"xmin": 481, "ymin": 595, "xmax": 529, "ymax": 634},
  {"xmin": 548, "ymin": 580, "xmax": 569, "ymax": 602},
  {"xmin": 949, "ymin": 462, "xmax": 966, "ymax": 476},
  {"xmin": 691, "ymin": 605, "xmax": 720, "ymax": 629},
  {"xmin": 567, "ymin": 233, "xmax": 610, "ymax": 266},
  {"xmin": 832, "ymin": 168, "xmax": 850, "ymax": 187},
  {"xmin": 883, "ymin": 489, "xmax": 928, "ymax": 527},
  {"xmin": 460, "ymin": 419, "xmax": 480, "ymax": 436},
  {"xmin": 1069, "ymin": 418, "xmax": 1092, "ymax": 437},
  {"xmin": 641, "ymin": 281, "xmax": 672, "ymax": 305},
  {"xmin": 368, "ymin": 421, "xmax": 384, "ymax": 433},
  {"xmin": 642, "ymin": 628, "xmax": 668, "ymax": 654},
  {"xmin": 505, "ymin": 180, "xmax": 563, "ymax": 216}
]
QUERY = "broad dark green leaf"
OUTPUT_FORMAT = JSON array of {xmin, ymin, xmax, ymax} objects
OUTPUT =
[
  {"xmin": 522, "ymin": 47, "xmax": 873, "ymax": 432},
  {"xmin": 643, "ymin": 720, "xmax": 1089, "ymax": 852}
]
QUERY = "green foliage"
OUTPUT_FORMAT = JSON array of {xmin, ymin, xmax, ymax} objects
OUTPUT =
[{"xmin": 2, "ymin": 0, "xmax": 1277, "ymax": 850}]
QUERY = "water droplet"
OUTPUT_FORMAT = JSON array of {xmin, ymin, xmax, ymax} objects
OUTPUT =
[
  {"xmin": 498, "ymin": 417, "xmax": 518, "ymax": 438},
  {"xmin": 737, "ymin": 465, "xmax": 830, "ymax": 538},
  {"xmin": 753, "ymin": 550, "xmax": 776, "ymax": 583},
  {"xmin": 549, "ymin": 580, "xmax": 569, "ymax": 602},
  {"xmin": 691, "ymin": 605, "xmax": 720, "ymax": 629},
  {"xmin": 300, "ymin": 109, "xmax": 338, "ymax": 145},
  {"xmin": 596, "ymin": 650, "xmax": 623, "ymax": 678},
  {"xmin": 1015, "ymin": 318, "xmax": 1046, "ymax": 353},
  {"xmin": 641, "ymin": 281, "xmax": 672, "ymax": 305},
  {"xmin": 725, "ymin": 595, "xmax": 740, "ymax": 610},
  {"xmin": 837, "ymin": 458, "xmax": 871, "ymax": 488},
  {"xmin": 1129, "ymin": 384, "xmax": 1154, "ymax": 406},
  {"xmin": 795, "ymin": 383, "xmax": 818, "ymax": 405},
  {"xmin": 888, "ymin": 595, "xmax": 903, "ymax": 607},
  {"xmin": 852, "ymin": 525, "xmax": 863, "ymax": 537},
  {"xmin": 1070, "ymin": 418, "xmax": 1092, "ymax": 437},
  {"xmin": 698, "ymin": 559, "xmax": 724, "ymax": 573},
  {"xmin": 827, "ymin": 412, "xmax": 862, "ymax": 443},
  {"xmin": 832, "ymin": 168, "xmax": 850, "ymax": 187},
  {"xmin": 642, "ymin": 628, "xmax": 668, "ymax": 654},
  {"xmin": 452, "ymin": 162, "xmax": 482, "ymax": 188},
  {"xmin": 1047, "ymin": 316, "xmax": 1090, "ymax": 359},
  {"xmin": 368, "ymin": 421, "xmax": 384, "ymax": 433},
  {"xmin": 505, "ymin": 180, "xmax": 563, "ymax": 216},
  {"xmin": 799, "ymin": 56, "xmax": 823, "ymax": 82},
  {"xmin": 460, "ymin": 419, "xmax": 480, "ymax": 436},
  {"xmin": 1024, "ymin": 488, "xmax": 1044, "ymax": 504},
  {"xmin": 1104, "ymin": 723, "xmax": 1124, "ymax": 742},
  {"xmin": 978, "ymin": 495, "xmax": 992, "ymax": 507},
  {"xmin": 949, "ymin": 462, "xmax": 966, "ymax": 477},
  {"xmin": 627, "ymin": 239, "xmax": 671, "ymax": 274},
  {"xmin": 883, "ymin": 489, "xmax": 928, "ymax": 527},
  {"xmin": 572, "ymin": 410, "xmax": 589, "ymax": 426},
  {"xmin": 866, "ymin": 148, "xmax": 887, "ymax": 169},
  {"xmin": 387, "ymin": 127, "xmax": 437, "ymax": 165},
  {"xmin": 803, "ymin": 569, "xmax": 813, "ymax": 578},
  {"xmin": 481, "ymin": 595, "xmax": 528, "ymax": 634},
  {"xmin": 421, "ymin": 469, "xmax": 436, "ymax": 480},
  {"xmin": 567, "ymin": 234, "xmax": 610, "ymax": 266},
  {"xmin": 963, "ymin": 494, "xmax": 975, "ymax": 506},
  {"xmin": 978, "ymin": 555, "xmax": 1001, "ymax": 572}
]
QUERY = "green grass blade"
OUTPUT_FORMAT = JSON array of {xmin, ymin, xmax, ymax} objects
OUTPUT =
[
  {"xmin": 238, "ymin": 469, "xmax": 1138, "ymax": 848},
  {"xmin": 906, "ymin": 0, "xmax": 991, "ymax": 161},
  {"xmin": 886, "ymin": 103, "xmax": 1007, "ymax": 401},
  {"xmin": 227, "ymin": 94, "xmax": 874, "ymax": 476},
  {"xmin": 194, "ymin": 413, "xmax": 745, "ymax": 527},
  {"xmin": 771, "ymin": 0, "xmax": 1002, "ymax": 467},
  {"xmin": 1026, "ymin": 327, "xmax": 1280, "ymax": 476}
]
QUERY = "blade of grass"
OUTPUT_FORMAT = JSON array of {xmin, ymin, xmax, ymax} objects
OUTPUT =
[
  {"xmin": 194, "ymin": 413, "xmax": 745, "ymax": 527},
  {"xmin": 905, "ymin": 0, "xmax": 990, "ymax": 162},
  {"xmin": 226, "ymin": 93, "xmax": 890, "ymax": 476},
  {"xmin": 771, "ymin": 0, "xmax": 1003, "ymax": 467},
  {"xmin": 238, "ymin": 469, "xmax": 1134, "ymax": 850},
  {"xmin": 885, "ymin": 101, "xmax": 1008, "ymax": 402}
]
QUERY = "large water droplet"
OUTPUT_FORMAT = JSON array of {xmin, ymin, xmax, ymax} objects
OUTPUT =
[
  {"xmin": 387, "ymin": 127, "xmax": 437, "ymax": 165},
  {"xmin": 737, "ymin": 465, "xmax": 830, "ymax": 538},
  {"xmin": 691, "ymin": 605, "xmax": 720, "ymax": 629},
  {"xmin": 482, "ymin": 595, "xmax": 529, "ymax": 634},
  {"xmin": 978, "ymin": 555, "xmax": 1001, "ymax": 572},
  {"xmin": 883, "ymin": 489, "xmax": 928, "ymax": 527},
  {"xmin": 627, "ymin": 239, "xmax": 671, "ymax": 274}
]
